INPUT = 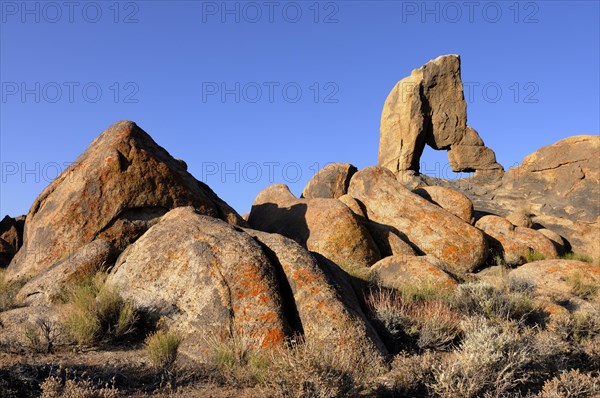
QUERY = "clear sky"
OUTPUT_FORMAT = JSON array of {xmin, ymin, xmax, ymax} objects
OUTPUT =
[{"xmin": 1, "ymin": 0, "xmax": 599, "ymax": 217}]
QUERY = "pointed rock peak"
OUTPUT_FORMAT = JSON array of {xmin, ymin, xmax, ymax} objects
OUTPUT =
[{"xmin": 5, "ymin": 121, "xmax": 244, "ymax": 282}]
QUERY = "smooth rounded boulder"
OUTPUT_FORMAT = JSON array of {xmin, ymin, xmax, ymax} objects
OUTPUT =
[
  {"xmin": 16, "ymin": 240, "xmax": 118, "ymax": 306},
  {"xmin": 510, "ymin": 260, "xmax": 600, "ymax": 315},
  {"xmin": 370, "ymin": 255, "xmax": 458, "ymax": 290},
  {"xmin": 348, "ymin": 166, "xmax": 487, "ymax": 273},
  {"xmin": 413, "ymin": 186, "xmax": 474, "ymax": 224},
  {"xmin": 6, "ymin": 121, "xmax": 244, "ymax": 282},
  {"xmin": 302, "ymin": 163, "xmax": 357, "ymax": 199},
  {"xmin": 246, "ymin": 229, "xmax": 387, "ymax": 358},
  {"xmin": 107, "ymin": 207, "xmax": 287, "ymax": 358},
  {"xmin": 248, "ymin": 184, "xmax": 381, "ymax": 274},
  {"xmin": 475, "ymin": 215, "xmax": 558, "ymax": 265}
]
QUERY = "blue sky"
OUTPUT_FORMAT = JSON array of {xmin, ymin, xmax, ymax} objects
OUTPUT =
[{"xmin": 1, "ymin": 0, "xmax": 599, "ymax": 217}]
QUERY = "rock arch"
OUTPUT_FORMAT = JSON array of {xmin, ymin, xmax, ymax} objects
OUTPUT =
[{"xmin": 378, "ymin": 54, "xmax": 503, "ymax": 176}]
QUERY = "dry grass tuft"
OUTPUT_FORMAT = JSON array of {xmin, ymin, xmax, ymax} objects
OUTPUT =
[
  {"xmin": 145, "ymin": 329, "xmax": 183, "ymax": 373},
  {"xmin": 367, "ymin": 288, "xmax": 462, "ymax": 350},
  {"xmin": 0, "ymin": 269, "xmax": 27, "ymax": 312},
  {"xmin": 62, "ymin": 272, "xmax": 137, "ymax": 346},
  {"xmin": 566, "ymin": 272, "xmax": 598, "ymax": 300}
]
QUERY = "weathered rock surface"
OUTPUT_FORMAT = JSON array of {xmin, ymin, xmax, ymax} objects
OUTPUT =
[
  {"xmin": 0, "ymin": 215, "xmax": 25, "ymax": 267},
  {"xmin": 0, "ymin": 306, "xmax": 68, "ymax": 349},
  {"xmin": 499, "ymin": 135, "xmax": 600, "ymax": 260},
  {"xmin": 536, "ymin": 228, "xmax": 566, "ymax": 255},
  {"xmin": 107, "ymin": 207, "xmax": 287, "ymax": 358},
  {"xmin": 338, "ymin": 194, "xmax": 366, "ymax": 217},
  {"xmin": 362, "ymin": 221, "xmax": 416, "ymax": 258},
  {"xmin": 0, "ymin": 239, "xmax": 15, "ymax": 268},
  {"xmin": 413, "ymin": 186, "xmax": 474, "ymax": 224},
  {"xmin": 370, "ymin": 255, "xmax": 457, "ymax": 290},
  {"xmin": 302, "ymin": 163, "xmax": 357, "ymax": 199},
  {"xmin": 378, "ymin": 54, "xmax": 502, "ymax": 174},
  {"xmin": 505, "ymin": 209, "xmax": 534, "ymax": 228},
  {"xmin": 6, "ymin": 121, "xmax": 244, "ymax": 282},
  {"xmin": 348, "ymin": 166, "xmax": 487, "ymax": 273},
  {"xmin": 16, "ymin": 240, "xmax": 118, "ymax": 306},
  {"xmin": 396, "ymin": 135, "xmax": 599, "ymax": 262},
  {"xmin": 0, "ymin": 215, "xmax": 24, "ymax": 252},
  {"xmin": 248, "ymin": 184, "xmax": 381, "ymax": 273},
  {"xmin": 510, "ymin": 260, "xmax": 600, "ymax": 314},
  {"xmin": 246, "ymin": 229, "xmax": 387, "ymax": 357},
  {"xmin": 475, "ymin": 215, "xmax": 558, "ymax": 265}
]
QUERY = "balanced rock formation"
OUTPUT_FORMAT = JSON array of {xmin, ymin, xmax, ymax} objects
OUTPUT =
[
  {"xmin": 248, "ymin": 184, "xmax": 381, "ymax": 273},
  {"xmin": 6, "ymin": 121, "xmax": 244, "ymax": 282},
  {"xmin": 302, "ymin": 163, "xmax": 357, "ymax": 199},
  {"xmin": 348, "ymin": 166, "xmax": 487, "ymax": 273},
  {"xmin": 378, "ymin": 54, "xmax": 502, "ymax": 175}
]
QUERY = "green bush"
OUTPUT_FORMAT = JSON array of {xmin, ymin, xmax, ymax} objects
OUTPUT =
[
  {"xmin": 561, "ymin": 252, "xmax": 594, "ymax": 263},
  {"xmin": 525, "ymin": 250, "xmax": 546, "ymax": 263}
]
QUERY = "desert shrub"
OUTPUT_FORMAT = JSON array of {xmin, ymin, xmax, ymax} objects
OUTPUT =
[
  {"xmin": 387, "ymin": 351, "xmax": 438, "ymax": 396},
  {"xmin": 431, "ymin": 317, "xmax": 534, "ymax": 397},
  {"xmin": 548, "ymin": 312, "xmax": 600, "ymax": 343},
  {"xmin": 40, "ymin": 371, "xmax": 119, "ymax": 398},
  {"xmin": 63, "ymin": 272, "xmax": 137, "ymax": 346},
  {"xmin": 561, "ymin": 252, "xmax": 594, "ymax": 263},
  {"xmin": 367, "ymin": 289, "xmax": 462, "ymax": 350},
  {"xmin": 204, "ymin": 331, "xmax": 385, "ymax": 396},
  {"xmin": 537, "ymin": 369, "xmax": 600, "ymax": 398},
  {"xmin": 0, "ymin": 270, "xmax": 27, "ymax": 312},
  {"xmin": 526, "ymin": 250, "xmax": 546, "ymax": 263},
  {"xmin": 146, "ymin": 329, "xmax": 183, "ymax": 372},
  {"xmin": 566, "ymin": 272, "xmax": 598, "ymax": 300},
  {"xmin": 450, "ymin": 281, "xmax": 538, "ymax": 323},
  {"xmin": 22, "ymin": 318, "xmax": 62, "ymax": 353},
  {"xmin": 265, "ymin": 338, "xmax": 385, "ymax": 398}
]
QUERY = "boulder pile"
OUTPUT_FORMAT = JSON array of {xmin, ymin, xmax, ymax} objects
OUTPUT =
[{"xmin": 1, "ymin": 55, "xmax": 598, "ymax": 361}]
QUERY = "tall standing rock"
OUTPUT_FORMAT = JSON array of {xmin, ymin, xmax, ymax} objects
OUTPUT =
[
  {"xmin": 378, "ymin": 54, "xmax": 502, "ymax": 175},
  {"xmin": 6, "ymin": 121, "xmax": 244, "ymax": 282},
  {"xmin": 348, "ymin": 167, "xmax": 487, "ymax": 273}
]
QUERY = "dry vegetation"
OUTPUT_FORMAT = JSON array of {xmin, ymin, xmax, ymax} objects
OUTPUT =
[{"xmin": 1, "ymin": 268, "xmax": 599, "ymax": 397}]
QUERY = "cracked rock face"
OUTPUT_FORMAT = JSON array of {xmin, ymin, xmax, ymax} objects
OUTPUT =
[
  {"xmin": 496, "ymin": 135, "xmax": 600, "ymax": 260},
  {"xmin": 5, "ymin": 121, "xmax": 244, "ymax": 282},
  {"xmin": 378, "ymin": 54, "xmax": 502, "ymax": 174}
]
